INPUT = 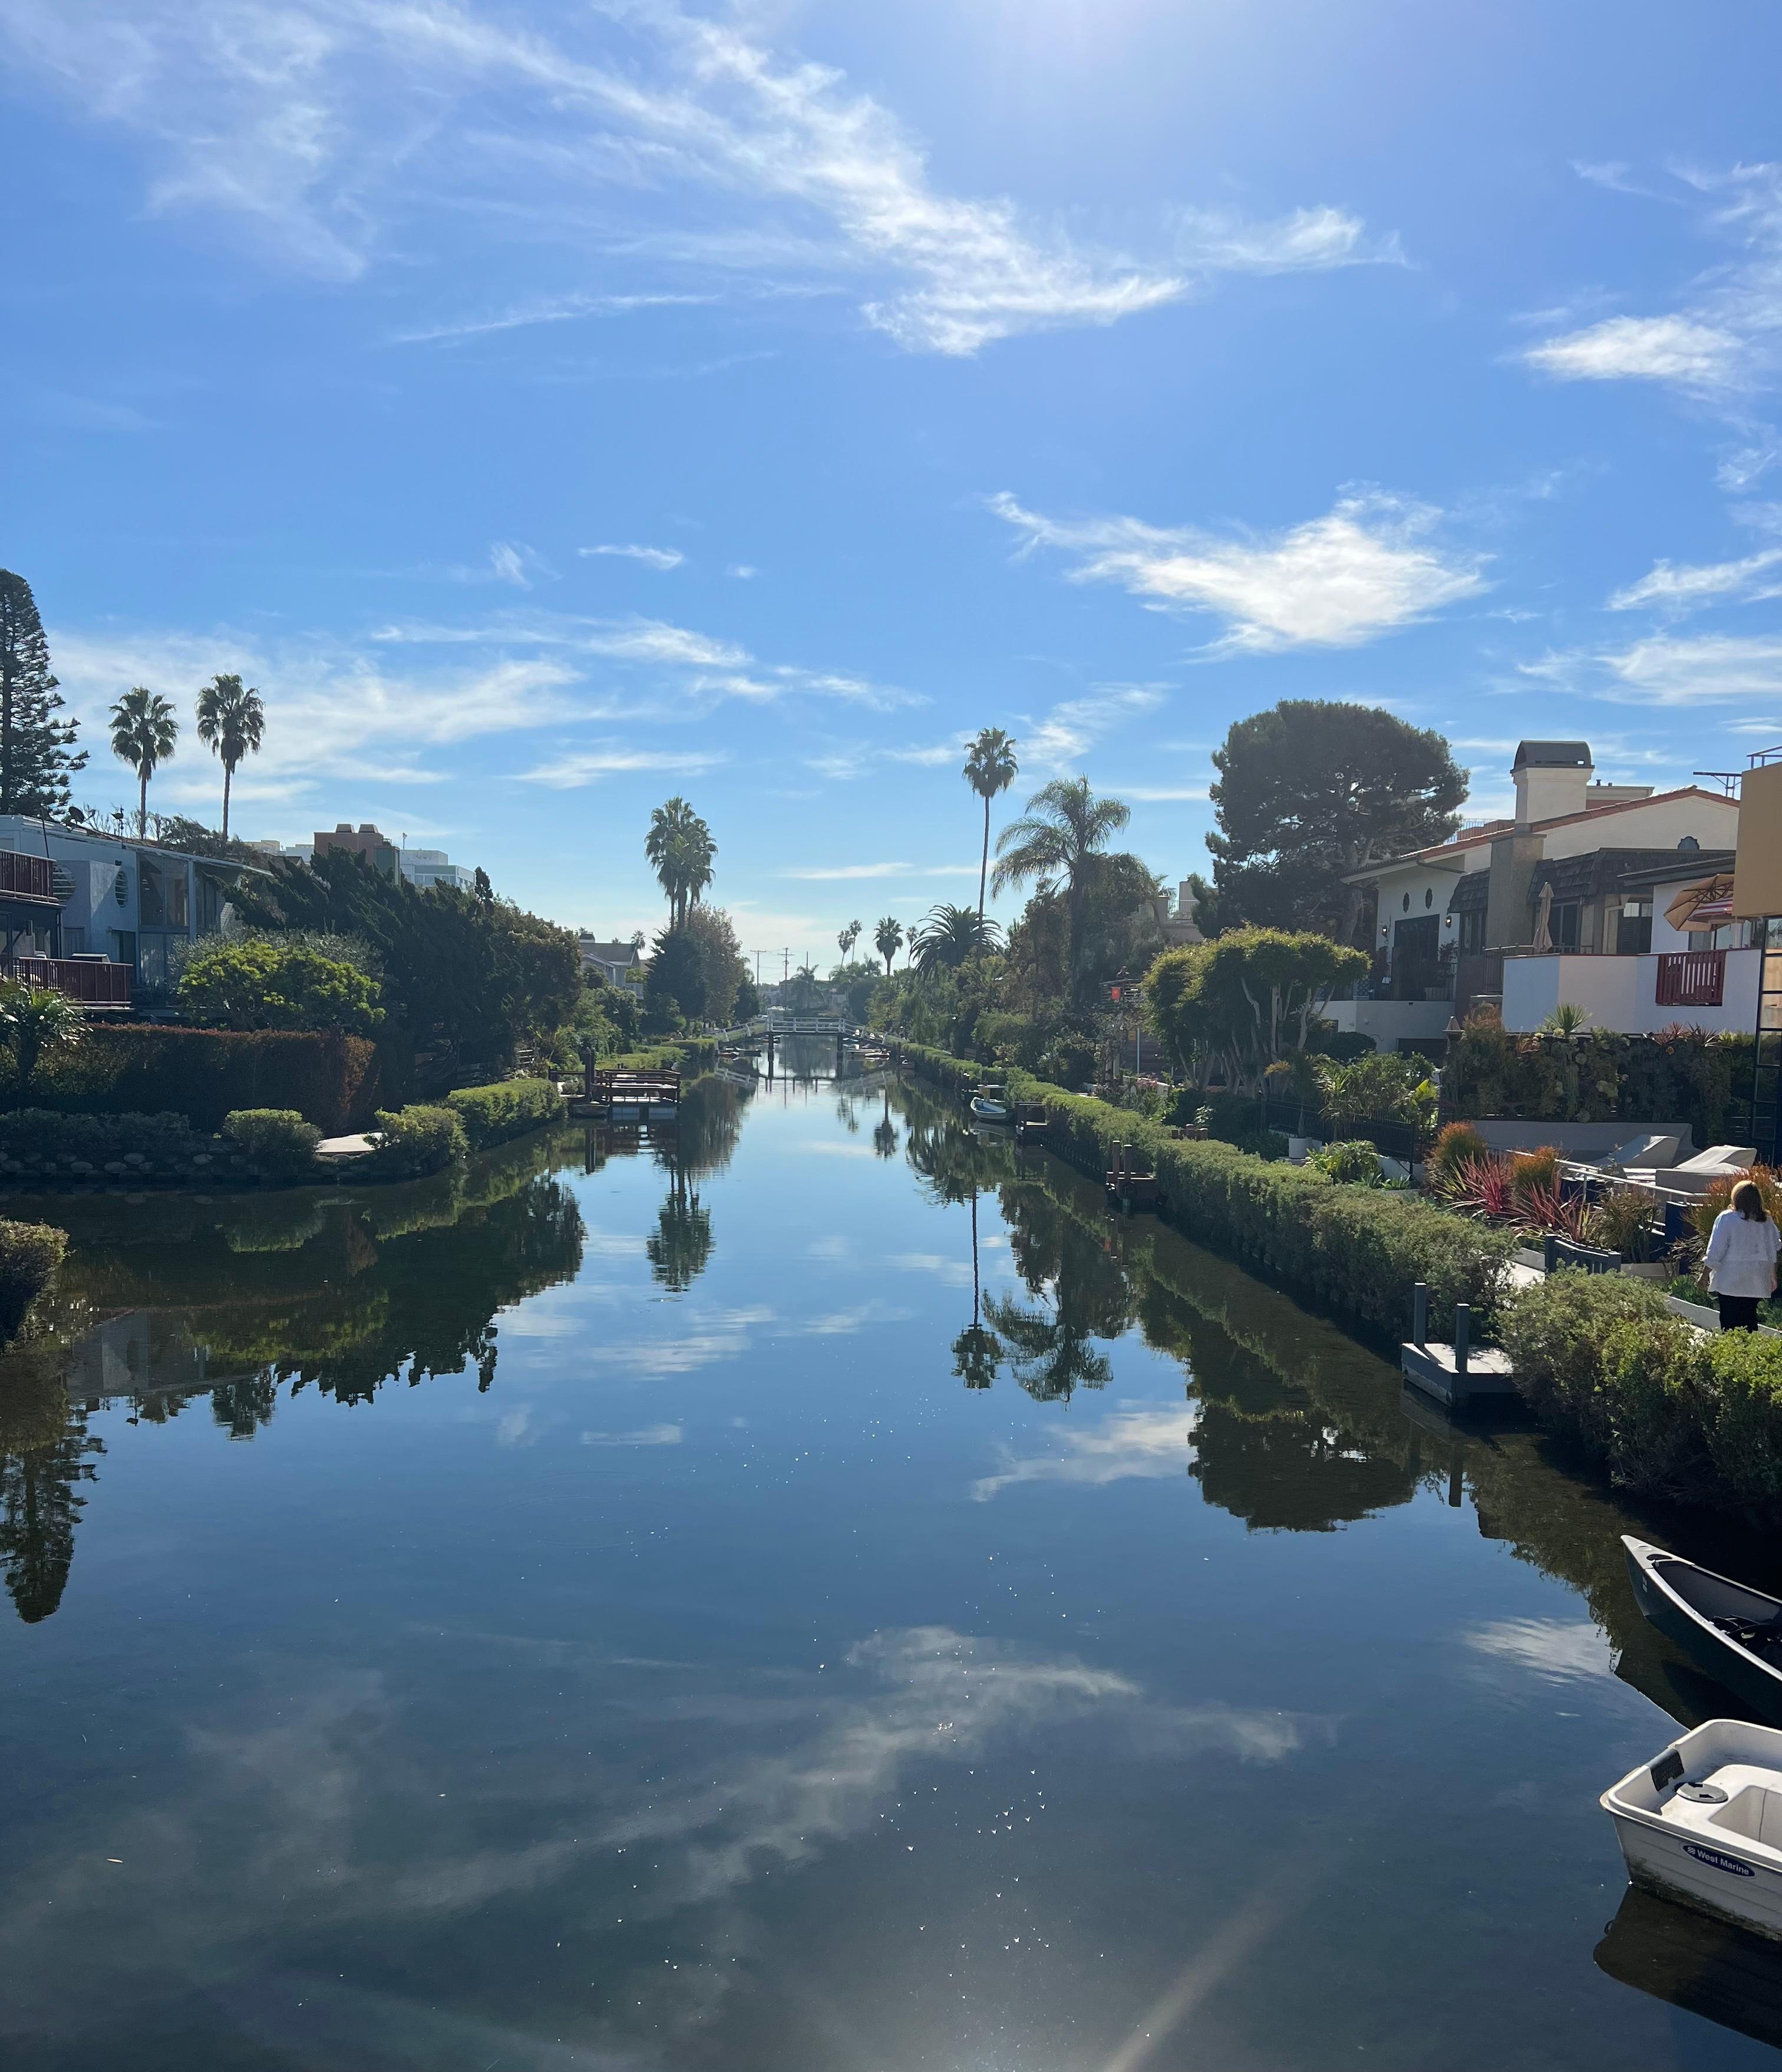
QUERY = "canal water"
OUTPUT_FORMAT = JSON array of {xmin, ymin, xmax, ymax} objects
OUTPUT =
[{"xmin": 3, "ymin": 1063, "xmax": 1781, "ymax": 2070}]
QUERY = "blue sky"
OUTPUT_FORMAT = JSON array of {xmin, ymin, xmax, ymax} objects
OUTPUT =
[{"xmin": 5, "ymin": 0, "xmax": 1782, "ymax": 961}]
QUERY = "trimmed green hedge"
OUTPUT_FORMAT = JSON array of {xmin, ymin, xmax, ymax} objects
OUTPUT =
[
  {"xmin": 1500, "ymin": 1272, "xmax": 1782, "ymax": 1514},
  {"xmin": 222, "ymin": 1108, "xmax": 323, "ymax": 1175},
  {"xmin": 29, "ymin": 1025, "xmax": 384, "ymax": 1133},
  {"xmin": 446, "ymin": 1077, "xmax": 562, "ymax": 1150},
  {"xmin": 599, "ymin": 1039, "xmax": 718, "ymax": 1075},
  {"xmin": 358, "ymin": 1104, "xmax": 468, "ymax": 1181},
  {"xmin": 902, "ymin": 1043, "xmax": 1511, "ymax": 1339}
]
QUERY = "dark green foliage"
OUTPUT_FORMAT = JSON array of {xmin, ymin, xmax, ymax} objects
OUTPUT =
[
  {"xmin": 1310, "ymin": 1140, "xmax": 1383, "ymax": 1184},
  {"xmin": 1707, "ymin": 1332, "xmax": 1782, "ymax": 1506},
  {"xmin": 235, "ymin": 851, "xmax": 580, "ymax": 1074},
  {"xmin": 445, "ymin": 1078, "xmax": 562, "ymax": 1150},
  {"xmin": 222, "ymin": 1108, "xmax": 322, "ymax": 1173},
  {"xmin": 0, "ymin": 1218, "xmax": 66, "ymax": 1334},
  {"xmin": 1444, "ymin": 1018, "xmax": 1751, "ymax": 1144},
  {"xmin": 0, "ymin": 1107, "xmax": 204, "ymax": 1163},
  {"xmin": 0, "ymin": 1414, "xmax": 98, "ymax": 1622},
  {"xmin": 179, "ymin": 938, "xmax": 385, "ymax": 1034},
  {"xmin": 1201, "ymin": 701, "xmax": 1467, "ymax": 940},
  {"xmin": 29, "ymin": 1025, "xmax": 382, "ymax": 1133},
  {"xmin": 359, "ymin": 1104, "xmax": 468, "ymax": 1180},
  {"xmin": 0, "ymin": 570, "xmax": 86, "ymax": 817}
]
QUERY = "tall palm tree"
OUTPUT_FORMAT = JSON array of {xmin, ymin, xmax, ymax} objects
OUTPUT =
[
  {"xmin": 873, "ymin": 915, "xmax": 903, "ymax": 976},
  {"xmin": 992, "ymin": 777, "xmax": 1131, "ymax": 1004},
  {"xmin": 108, "ymin": 686, "xmax": 179, "ymax": 837},
  {"xmin": 645, "ymin": 797, "xmax": 716, "ymax": 928},
  {"xmin": 912, "ymin": 903, "xmax": 1002, "ymax": 974},
  {"xmin": 963, "ymin": 727, "xmax": 1019, "ymax": 929},
  {"xmin": 194, "ymin": 673, "xmax": 265, "ymax": 840},
  {"xmin": 837, "ymin": 919, "xmax": 862, "ymax": 962}
]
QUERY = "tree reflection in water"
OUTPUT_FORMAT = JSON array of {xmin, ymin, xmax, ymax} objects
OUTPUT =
[
  {"xmin": 644, "ymin": 1075, "xmax": 747, "ymax": 1295},
  {"xmin": 0, "ymin": 1125, "xmax": 591, "ymax": 1624}
]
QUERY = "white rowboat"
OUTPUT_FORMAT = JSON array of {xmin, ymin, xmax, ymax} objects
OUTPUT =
[{"xmin": 1603, "ymin": 1719, "xmax": 1782, "ymax": 1939}]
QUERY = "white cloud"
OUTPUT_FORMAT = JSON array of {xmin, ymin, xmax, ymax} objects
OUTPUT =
[
  {"xmin": 0, "ymin": 0, "xmax": 1394, "ymax": 355},
  {"xmin": 1464, "ymin": 1618, "xmax": 1613, "ymax": 1683},
  {"xmin": 1526, "ymin": 314, "xmax": 1744, "ymax": 390},
  {"xmin": 1122, "ymin": 784, "xmax": 1207, "ymax": 802},
  {"xmin": 1018, "ymin": 684, "xmax": 1166, "ymax": 769},
  {"xmin": 972, "ymin": 1400, "xmax": 1198, "ymax": 1502},
  {"xmin": 776, "ymin": 861, "xmax": 976, "ymax": 880},
  {"xmin": 993, "ymin": 490, "xmax": 1486, "ymax": 654},
  {"xmin": 580, "ymin": 543, "xmax": 685, "ymax": 570},
  {"xmin": 1594, "ymin": 632, "xmax": 1782, "ymax": 704},
  {"xmin": 513, "ymin": 745, "xmax": 724, "ymax": 788},
  {"xmin": 1607, "ymin": 546, "xmax": 1782, "ymax": 612},
  {"xmin": 390, "ymin": 291, "xmax": 715, "ymax": 346}
]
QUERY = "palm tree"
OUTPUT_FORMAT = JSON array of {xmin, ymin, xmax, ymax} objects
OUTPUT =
[
  {"xmin": 912, "ymin": 903, "xmax": 1002, "ymax": 974},
  {"xmin": 837, "ymin": 919, "xmax": 862, "ymax": 962},
  {"xmin": 0, "ymin": 981, "xmax": 82, "ymax": 1109},
  {"xmin": 992, "ymin": 777, "xmax": 1131, "ymax": 1005},
  {"xmin": 951, "ymin": 1185, "xmax": 1002, "ymax": 1389},
  {"xmin": 963, "ymin": 728, "xmax": 1019, "ymax": 930},
  {"xmin": 194, "ymin": 673, "xmax": 265, "ymax": 840},
  {"xmin": 108, "ymin": 686, "xmax": 179, "ymax": 837},
  {"xmin": 645, "ymin": 798, "xmax": 716, "ymax": 928},
  {"xmin": 873, "ymin": 915, "xmax": 903, "ymax": 976}
]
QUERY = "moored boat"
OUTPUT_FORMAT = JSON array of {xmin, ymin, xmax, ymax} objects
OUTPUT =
[
  {"xmin": 1624, "ymin": 1536, "xmax": 1782, "ymax": 1725},
  {"xmin": 969, "ymin": 1086, "xmax": 1010, "ymax": 1123},
  {"xmin": 1603, "ymin": 1718, "xmax": 1782, "ymax": 1938}
]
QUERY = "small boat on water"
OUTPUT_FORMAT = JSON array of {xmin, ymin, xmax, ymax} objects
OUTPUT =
[
  {"xmin": 1624, "ymin": 1536, "xmax": 1782, "ymax": 1725},
  {"xmin": 1603, "ymin": 1718, "xmax": 1782, "ymax": 1938},
  {"xmin": 969, "ymin": 1086, "xmax": 1011, "ymax": 1123}
]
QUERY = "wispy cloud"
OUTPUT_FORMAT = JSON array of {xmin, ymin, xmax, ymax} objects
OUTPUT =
[
  {"xmin": 390, "ymin": 291, "xmax": 714, "ymax": 347},
  {"xmin": 1594, "ymin": 632, "xmax": 1782, "ymax": 704},
  {"xmin": 514, "ymin": 745, "xmax": 724, "ymax": 788},
  {"xmin": 581, "ymin": 1422, "xmax": 684, "ymax": 1447},
  {"xmin": 1526, "ymin": 314, "xmax": 1745, "ymax": 391},
  {"xmin": 972, "ymin": 1401, "xmax": 1198, "ymax": 1502},
  {"xmin": 992, "ymin": 490, "xmax": 1486, "ymax": 654},
  {"xmin": 1022, "ymin": 684, "xmax": 1167, "ymax": 767},
  {"xmin": 1608, "ymin": 546, "xmax": 1782, "ymax": 612},
  {"xmin": 1464, "ymin": 1618, "xmax": 1612, "ymax": 1683},
  {"xmin": 0, "ymin": 0, "xmax": 1395, "ymax": 355},
  {"xmin": 580, "ymin": 543, "xmax": 685, "ymax": 570},
  {"xmin": 776, "ymin": 862, "xmax": 976, "ymax": 880}
]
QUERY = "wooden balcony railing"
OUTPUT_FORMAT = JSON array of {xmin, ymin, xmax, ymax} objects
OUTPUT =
[
  {"xmin": 0, "ymin": 852, "xmax": 57, "ymax": 902},
  {"xmin": 1, "ymin": 956, "xmax": 133, "ymax": 1007},
  {"xmin": 1656, "ymin": 948, "xmax": 1726, "ymax": 1008}
]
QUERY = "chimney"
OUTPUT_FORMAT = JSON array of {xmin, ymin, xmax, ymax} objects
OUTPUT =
[{"xmin": 1512, "ymin": 741, "xmax": 1593, "ymax": 827}]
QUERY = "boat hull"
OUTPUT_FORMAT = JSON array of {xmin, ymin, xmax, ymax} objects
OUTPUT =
[
  {"xmin": 1610, "ymin": 1812, "xmax": 1782, "ymax": 1940},
  {"xmin": 1624, "ymin": 1539, "xmax": 1782, "ymax": 1727},
  {"xmin": 969, "ymin": 1099, "xmax": 1009, "ymax": 1123}
]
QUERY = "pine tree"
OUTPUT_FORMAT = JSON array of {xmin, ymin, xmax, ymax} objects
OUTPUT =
[{"xmin": 0, "ymin": 570, "xmax": 87, "ymax": 819}]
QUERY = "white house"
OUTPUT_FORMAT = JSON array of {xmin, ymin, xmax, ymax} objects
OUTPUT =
[
  {"xmin": 579, "ymin": 936, "xmax": 645, "ymax": 988},
  {"xmin": 1339, "ymin": 742, "xmax": 1743, "ymax": 1048}
]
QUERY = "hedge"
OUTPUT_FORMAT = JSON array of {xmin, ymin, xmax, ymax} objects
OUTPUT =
[
  {"xmin": 0, "ymin": 1217, "xmax": 66, "ymax": 1334},
  {"xmin": 29, "ymin": 1025, "xmax": 384, "ymax": 1133},
  {"xmin": 222, "ymin": 1108, "xmax": 322, "ymax": 1175},
  {"xmin": 446, "ymin": 1077, "xmax": 562, "ymax": 1150},
  {"xmin": 1500, "ymin": 1272, "xmax": 1782, "ymax": 1516},
  {"xmin": 599, "ymin": 1039, "xmax": 718, "ymax": 1075},
  {"xmin": 902, "ymin": 1044, "xmax": 1512, "ymax": 1339},
  {"xmin": 356, "ymin": 1104, "xmax": 468, "ymax": 1181}
]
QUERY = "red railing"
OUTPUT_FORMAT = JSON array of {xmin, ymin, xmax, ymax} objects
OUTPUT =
[
  {"xmin": 2, "ymin": 957, "xmax": 133, "ymax": 1007},
  {"xmin": 0, "ymin": 852, "xmax": 57, "ymax": 901},
  {"xmin": 1655, "ymin": 948, "xmax": 1726, "ymax": 1008}
]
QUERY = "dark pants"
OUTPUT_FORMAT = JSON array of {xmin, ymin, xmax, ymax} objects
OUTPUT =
[{"xmin": 1719, "ymin": 1295, "xmax": 1763, "ymax": 1333}]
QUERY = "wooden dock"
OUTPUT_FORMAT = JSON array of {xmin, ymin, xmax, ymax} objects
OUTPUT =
[
  {"xmin": 1400, "ymin": 1285, "xmax": 1518, "ymax": 1413},
  {"xmin": 1105, "ymin": 1141, "xmax": 1161, "ymax": 1215},
  {"xmin": 573, "ymin": 1067, "xmax": 681, "ymax": 1122}
]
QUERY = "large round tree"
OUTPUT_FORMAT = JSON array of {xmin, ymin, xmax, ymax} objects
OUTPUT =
[{"xmin": 1198, "ymin": 701, "xmax": 1467, "ymax": 942}]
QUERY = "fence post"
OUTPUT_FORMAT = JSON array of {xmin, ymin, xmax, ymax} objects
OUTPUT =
[
  {"xmin": 1543, "ymin": 1232, "xmax": 1557, "ymax": 1275},
  {"xmin": 1412, "ymin": 1281, "xmax": 1428, "ymax": 1350},
  {"xmin": 1454, "ymin": 1302, "xmax": 1470, "ymax": 1374}
]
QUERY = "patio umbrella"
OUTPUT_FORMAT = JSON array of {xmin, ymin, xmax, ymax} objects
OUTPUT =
[
  {"xmin": 1664, "ymin": 875, "xmax": 1734, "ymax": 931},
  {"xmin": 1531, "ymin": 880, "xmax": 1554, "ymax": 952}
]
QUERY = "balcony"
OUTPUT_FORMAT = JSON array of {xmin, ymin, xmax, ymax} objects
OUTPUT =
[
  {"xmin": 1, "ymin": 956, "xmax": 133, "ymax": 1008},
  {"xmin": 1656, "ymin": 949, "xmax": 1726, "ymax": 1009},
  {"xmin": 0, "ymin": 852, "xmax": 58, "ymax": 904}
]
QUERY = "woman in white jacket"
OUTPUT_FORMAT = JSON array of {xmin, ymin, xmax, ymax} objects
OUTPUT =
[{"xmin": 1704, "ymin": 1178, "xmax": 1780, "ymax": 1333}]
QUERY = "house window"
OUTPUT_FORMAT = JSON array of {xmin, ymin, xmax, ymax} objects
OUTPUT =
[
  {"xmin": 1615, "ymin": 900, "xmax": 1652, "ymax": 955},
  {"xmin": 139, "ymin": 860, "xmax": 164, "ymax": 926},
  {"xmin": 1458, "ymin": 909, "xmax": 1487, "ymax": 956},
  {"xmin": 1551, "ymin": 900, "xmax": 1581, "ymax": 951},
  {"xmin": 163, "ymin": 867, "xmax": 189, "ymax": 929}
]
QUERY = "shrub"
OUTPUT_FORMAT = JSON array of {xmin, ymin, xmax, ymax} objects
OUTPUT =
[
  {"xmin": 1595, "ymin": 1185, "xmax": 1661, "ymax": 1262},
  {"xmin": 179, "ymin": 938, "xmax": 385, "ymax": 1035},
  {"xmin": 1705, "ymin": 1331, "xmax": 1782, "ymax": 1507},
  {"xmin": 1508, "ymin": 1146, "xmax": 1560, "ymax": 1205},
  {"xmin": 1500, "ymin": 1272, "xmax": 1673, "ymax": 1460},
  {"xmin": 222, "ymin": 1108, "xmax": 322, "ymax": 1174},
  {"xmin": 0, "ymin": 1107, "xmax": 202, "ymax": 1166},
  {"xmin": 1309, "ymin": 1139, "xmax": 1383, "ymax": 1185},
  {"xmin": 359, "ymin": 1104, "xmax": 468, "ymax": 1180},
  {"xmin": 1428, "ymin": 1121, "xmax": 1488, "ymax": 1187},
  {"xmin": 445, "ymin": 1077, "xmax": 563, "ymax": 1151},
  {"xmin": 0, "ymin": 1218, "xmax": 66, "ymax": 1333}
]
